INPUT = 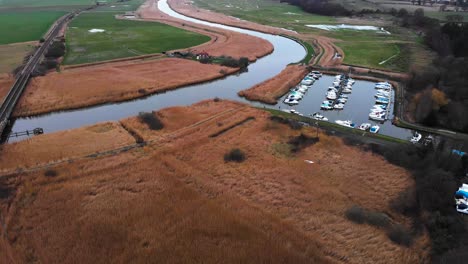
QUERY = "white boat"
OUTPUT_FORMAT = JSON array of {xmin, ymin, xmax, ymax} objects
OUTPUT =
[
  {"xmin": 301, "ymin": 79, "xmax": 313, "ymax": 85},
  {"xmin": 290, "ymin": 109, "xmax": 303, "ymax": 116},
  {"xmin": 320, "ymin": 103, "xmax": 333, "ymax": 110},
  {"xmin": 369, "ymin": 125, "xmax": 380, "ymax": 133},
  {"xmin": 335, "ymin": 74, "xmax": 343, "ymax": 80},
  {"xmin": 358, "ymin": 123, "xmax": 371, "ymax": 131},
  {"xmin": 369, "ymin": 112, "xmax": 386, "ymax": 121},
  {"xmin": 287, "ymin": 95, "xmax": 302, "ymax": 100},
  {"xmin": 345, "ymin": 84, "xmax": 353, "ymax": 89},
  {"xmin": 311, "ymin": 75, "xmax": 320, "ymax": 80},
  {"xmin": 342, "ymin": 88, "xmax": 352, "ymax": 94},
  {"xmin": 326, "ymin": 91, "xmax": 337, "ymax": 100},
  {"xmin": 335, "ymin": 120, "xmax": 355, "ymax": 128},
  {"xmin": 311, "ymin": 71, "xmax": 322, "ymax": 77},
  {"xmin": 375, "ymin": 97, "xmax": 389, "ymax": 104},
  {"xmin": 297, "ymin": 87, "xmax": 308, "ymax": 93},
  {"xmin": 339, "ymin": 94, "xmax": 348, "ymax": 99},
  {"xmin": 347, "ymin": 78, "xmax": 355, "ymax": 85},
  {"xmin": 410, "ymin": 132, "xmax": 422, "ymax": 143},
  {"xmin": 337, "ymin": 98, "xmax": 347, "ymax": 104},
  {"xmin": 311, "ymin": 112, "xmax": 328, "ymax": 121},
  {"xmin": 376, "ymin": 81, "xmax": 391, "ymax": 87},
  {"xmin": 375, "ymin": 84, "xmax": 392, "ymax": 90},
  {"xmin": 334, "ymin": 103, "xmax": 345, "ymax": 110},
  {"xmin": 328, "ymin": 87, "xmax": 338, "ymax": 92},
  {"xmin": 284, "ymin": 98, "xmax": 299, "ymax": 105},
  {"xmin": 333, "ymin": 81, "xmax": 340, "ymax": 86},
  {"xmin": 376, "ymin": 89, "xmax": 391, "ymax": 96},
  {"xmin": 371, "ymin": 104, "xmax": 386, "ymax": 110}
]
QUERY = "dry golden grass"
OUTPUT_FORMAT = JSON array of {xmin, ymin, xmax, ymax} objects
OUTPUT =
[
  {"xmin": 13, "ymin": 58, "xmax": 238, "ymax": 117},
  {"xmin": 238, "ymin": 65, "xmax": 309, "ymax": 104},
  {"xmin": 139, "ymin": 0, "xmax": 275, "ymax": 61},
  {"xmin": 0, "ymin": 122, "xmax": 135, "ymax": 171},
  {"xmin": 0, "ymin": 101, "xmax": 429, "ymax": 263}
]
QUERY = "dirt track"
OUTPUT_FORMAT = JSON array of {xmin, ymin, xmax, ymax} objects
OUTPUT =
[{"xmin": 0, "ymin": 100, "xmax": 428, "ymax": 263}]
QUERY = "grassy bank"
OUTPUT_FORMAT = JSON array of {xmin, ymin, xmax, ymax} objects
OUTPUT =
[
  {"xmin": 0, "ymin": 11, "xmax": 66, "ymax": 44},
  {"xmin": 262, "ymin": 108, "xmax": 407, "ymax": 144},
  {"xmin": 64, "ymin": 12, "xmax": 211, "ymax": 65}
]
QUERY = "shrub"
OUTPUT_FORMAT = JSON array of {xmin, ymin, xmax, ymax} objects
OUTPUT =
[
  {"xmin": 366, "ymin": 211, "xmax": 391, "ymax": 228},
  {"xmin": 387, "ymin": 224, "xmax": 413, "ymax": 247},
  {"xmin": 288, "ymin": 133, "xmax": 319, "ymax": 152},
  {"xmin": 45, "ymin": 41, "xmax": 65, "ymax": 58},
  {"xmin": 224, "ymin": 148, "xmax": 246, "ymax": 162},
  {"xmin": 345, "ymin": 205, "xmax": 366, "ymax": 224},
  {"xmin": 44, "ymin": 169, "xmax": 58, "ymax": 177},
  {"xmin": 213, "ymin": 97, "xmax": 221, "ymax": 102},
  {"xmin": 138, "ymin": 112, "xmax": 164, "ymax": 130},
  {"xmin": 390, "ymin": 187, "xmax": 419, "ymax": 216}
]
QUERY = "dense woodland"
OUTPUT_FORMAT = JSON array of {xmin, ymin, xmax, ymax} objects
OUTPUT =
[{"xmin": 405, "ymin": 12, "xmax": 468, "ymax": 133}]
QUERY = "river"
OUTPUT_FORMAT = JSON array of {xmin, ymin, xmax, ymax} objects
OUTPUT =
[{"xmin": 8, "ymin": 0, "xmax": 413, "ymax": 142}]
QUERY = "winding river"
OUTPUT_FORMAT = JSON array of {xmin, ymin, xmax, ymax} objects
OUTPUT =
[{"xmin": 9, "ymin": 0, "xmax": 413, "ymax": 141}]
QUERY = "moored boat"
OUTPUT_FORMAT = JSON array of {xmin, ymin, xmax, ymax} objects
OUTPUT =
[{"xmin": 369, "ymin": 125, "xmax": 380, "ymax": 133}]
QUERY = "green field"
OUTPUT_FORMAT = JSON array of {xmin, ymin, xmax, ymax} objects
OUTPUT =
[
  {"xmin": 64, "ymin": 12, "xmax": 211, "ymax": 64},
  {"xmin": 0, "ymin": 11, "xmax": 66, "ymax": 44},
  {"xmin": 194, "ymin": 0, "xmax": 335, "ymax": 32},
  {"xmin": 193, "ymin": 0, "xmax": 422, "ymax": 72},
  {"xmin": 0, "ymin": 0, "xmax": 95, "ymax": 8}
]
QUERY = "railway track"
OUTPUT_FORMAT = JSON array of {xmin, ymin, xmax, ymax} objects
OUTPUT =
[{"xmin": 0, "ymin": 7, "xmax": 93, "ymax": 140}]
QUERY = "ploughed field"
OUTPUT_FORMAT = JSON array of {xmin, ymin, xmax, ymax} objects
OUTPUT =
[{"xmin": 0, "ymin": 100, "xmax": 428, "ymax": 263}]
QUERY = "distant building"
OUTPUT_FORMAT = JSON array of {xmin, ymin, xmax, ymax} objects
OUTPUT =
[{"xmin": 196, "ymin": 51, "xmax": 210, "ymax": 60}]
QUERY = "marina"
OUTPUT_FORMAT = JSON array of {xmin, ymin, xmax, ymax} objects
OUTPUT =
[{"xmin": 278, "ymin": 73, "xmax": 413, "ymax": 139}]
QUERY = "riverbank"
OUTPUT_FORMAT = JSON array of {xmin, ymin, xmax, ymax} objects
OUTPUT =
[
  {"xmin": 12, "ymin": 0, "xmax": 276, "ymax": 117},
  {"xmin": 138, "ymin": 0, "xmax": 274, "ymax": 61},
  {"xmin": 238, "ymin": 64, "xmax": 308, "ymax": 104},
  {"xmin": 13, "ymin": 58, "xmax": 238, "ymax": 117},
  {"xmin": 0, "ymin": 100, "xmax": 428, "ymax": 263}
]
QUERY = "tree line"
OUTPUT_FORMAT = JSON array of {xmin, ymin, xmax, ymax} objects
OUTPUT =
[{"xmin": 401, "ymin": 9, "xmax": 468, "ymax": 133}]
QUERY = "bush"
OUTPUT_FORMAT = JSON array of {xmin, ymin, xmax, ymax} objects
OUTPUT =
[
  {"xmin": 45, "ymin": 41, "xmax": 65, "ymax": 58},
  {"xmin": 387, "ymin": 224, "xmax": 413, "ymax": 247},
  {"xmin": 345, "ymin": 205, "xmax": 366, "ymax": 224},
  {"xmin": 138, "ymin": 112, "xmax": 164, "ymax": 130},
  {"xmin": 366, "ymin": 211, "xmax": 391, "ymax": 228},
  {"xmin": 288, "ymin": 133, "xmax": 319, "ymax": 152},
  {"xmin": 390, "ymin": 187, "xmax": 419, "ymax": 216},
  {"xmin": 220, "ymin": 56, "xmax": 249, "ymax": 68},
  {"xmin": 224, "ymin": 148, "xmax": 246, "ymax": 162},
  {"xmin": 44, "ymin": 169, "xmax": 58, "ymax": 177}
]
